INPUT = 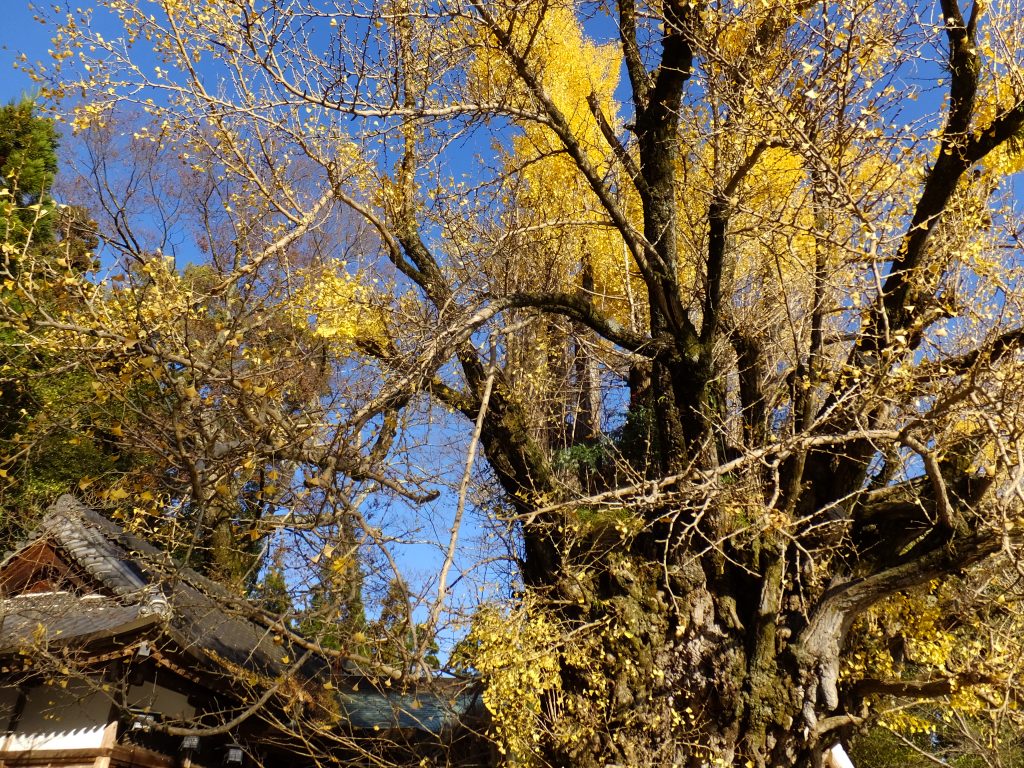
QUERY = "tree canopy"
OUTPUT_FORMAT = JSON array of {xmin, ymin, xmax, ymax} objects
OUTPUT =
[
  {"xmin": 5, "ymin": 0, "xmax": 1024, "ymax": 765},
  {"xmin": 0, "ymin": 100, "xmax": 107, "ymax": 536}
]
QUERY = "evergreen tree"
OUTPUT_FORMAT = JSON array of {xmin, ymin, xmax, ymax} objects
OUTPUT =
[
  {"xmin": 0, "ymin": 99, "xmax": 58, "ymax": 247},
  {"xmin": 299, "ymin": 518, "xmax": 368, "ymax": 652},
  {"xmin": 369, "ymin": 578, "xmax": 439, "ymax": 672},
  {"xmin": 0, "ymin": 102, "xmax": 107, "ymax": 540}
]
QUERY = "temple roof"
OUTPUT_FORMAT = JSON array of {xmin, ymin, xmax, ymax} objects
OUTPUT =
[
  {"xmin": 0, "ymin": 495, "xmax": 293, "ymax": 678},
  {"xmin": 0, "ymin": 496, "xmax": 482, "ymax": 737}
]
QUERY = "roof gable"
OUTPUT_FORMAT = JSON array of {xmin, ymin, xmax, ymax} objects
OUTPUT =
[
  {"xmin": 0, "ymin": 537, "xmax": 94, "ymax": 597},
  {"xmin": 32, "ymin": 494, "xmax": 150, "ymax": 595},
  {"xmin": 0, "ymin": 495, "xmax": 294, "ymax": 678}
]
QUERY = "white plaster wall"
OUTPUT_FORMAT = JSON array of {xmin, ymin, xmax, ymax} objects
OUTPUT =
[
  {"xmin": 1, "ymin": 677, "xmax": 194, "ymax": 753},
  {"xmin": 4, "ymin": 680, "xmax": 109, "ymax": 751}
]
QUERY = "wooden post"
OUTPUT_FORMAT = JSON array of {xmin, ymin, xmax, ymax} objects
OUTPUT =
[{"xmin": 93, "ymin": 719, "xmax": 118, "ymax": 768}]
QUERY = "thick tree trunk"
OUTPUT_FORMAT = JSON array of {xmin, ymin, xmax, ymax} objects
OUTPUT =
[
  {"xmin": 461, "ymin": 1, "xmax": 1021, "ymax": 765},
  {"xmin": 528, "ymin": 541, "xmax": 818, "ymax": 768}
]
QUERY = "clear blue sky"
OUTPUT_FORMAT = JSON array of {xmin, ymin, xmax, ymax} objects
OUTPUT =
[{"xmin": 0, "ymin": 3, "xmax": 51, "ymax": 102}]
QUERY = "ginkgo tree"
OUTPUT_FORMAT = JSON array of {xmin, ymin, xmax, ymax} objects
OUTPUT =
[{"xmin": 7, "ymin": 0, "xmax": 1024, "ymax": 764}]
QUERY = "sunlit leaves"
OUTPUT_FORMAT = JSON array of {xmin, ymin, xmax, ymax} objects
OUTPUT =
[
  {"xmin": 13, "ymin": 0, "xmax": 1024, "ymax": 762},
  {"xmin": 457, "ymin": 602, "xmax": 566, "ymax": 764},
  {"xmin": 286, "ymin": 264, "xmax": 387, "ymax": 350}
]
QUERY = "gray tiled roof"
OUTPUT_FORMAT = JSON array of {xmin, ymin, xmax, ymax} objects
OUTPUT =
[
  {"xmin": 0, "ymin": 495, "xmax": 293, "ymax": 677},
  {"xmin": 339, "ymin": 684, "xmax": 481, "ymax": 732},
  {"xmin": 0, "ymin": 593, "xmax": 155, "ymax": 652},
  {"xmin": 41, "ymin": 495, "xmax": 149, "ymax": 595},
  {"xmin": 0, "ymin": 496, "xmax": 483, "ymax": 736}
]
